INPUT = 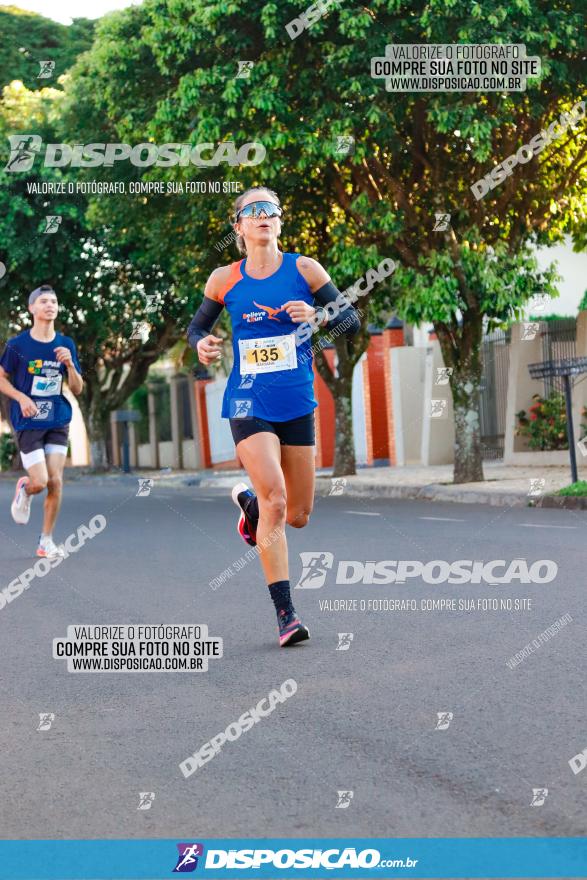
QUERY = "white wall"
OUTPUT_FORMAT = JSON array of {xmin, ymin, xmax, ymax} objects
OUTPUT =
[
  {"xmin": 391, "ymin": 347, "xmax": 427, "ymax": 465},
  {"xmin": 531, "ymin": 238, "xmax": 587, "ymax": 315},
  {"xmin": 421, "ymin": 342, "xmax": 455, "ymax": 466},
  {"xmin": 63, "ymin": 388, "xmax": 89, "ymax": 465},
  {"xmin": 205, "ymin": 378, "xmax": 236, "ymax": 464},
  {"xmin": 352, "ymin": 354, "xmax": 368, "ymax": 466}
]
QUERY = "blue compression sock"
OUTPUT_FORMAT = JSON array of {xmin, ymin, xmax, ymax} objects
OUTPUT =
[{"xmin": 268, "ymin": 580, "xmax": 294, "ymax": 615}]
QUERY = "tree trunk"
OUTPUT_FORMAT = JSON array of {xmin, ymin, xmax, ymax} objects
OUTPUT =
[
  {"xmin": 78, "ymin": 342, "xmax": 169, "ymax": 471},
  {"xmin": 314, "ymin": 335, "xmax": 362, "ymax": 477},
  {"xmin": 86, "ymin": 399, "xmax": 110, "ymax": 470},
  {"xmin": 451, "ymin": 363, "xmax": 485, "ymax": 483},
  {"xmin": 333, "ymin": 382, "xmax": 356, "ymax": 476},
  {"xmin": 436, "ymin": 317, "xmax": 485, "ymax": 484}
]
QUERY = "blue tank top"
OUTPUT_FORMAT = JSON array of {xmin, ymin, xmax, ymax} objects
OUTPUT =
[{"xmin": 219, "ymin": 251, "xmax": 318, "ymax": 422}]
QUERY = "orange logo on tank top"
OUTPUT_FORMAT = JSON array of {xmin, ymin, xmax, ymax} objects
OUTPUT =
[{"xmin": 252, "ymin": 301, "xmax": 285, "ymax": 321}]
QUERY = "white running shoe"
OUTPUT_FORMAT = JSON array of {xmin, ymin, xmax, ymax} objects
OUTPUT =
[
  {"xmin": 11, "ymin": 476, "xmax": 32, "ymax": 524},
  {"xmin": 36, "ymin": 536, "xmax": 65, "ymax": 559}
]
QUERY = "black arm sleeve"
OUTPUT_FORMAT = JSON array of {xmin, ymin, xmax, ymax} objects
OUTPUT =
[
  {"xmin": 312, "ymin": 280, "xmax": 361, "ymax": 335},
  {"xmin": 186, "ymin": 297, "xmax": 224, "ymax": 351}
]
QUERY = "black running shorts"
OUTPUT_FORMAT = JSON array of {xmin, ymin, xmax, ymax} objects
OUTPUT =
[
  {"xmin": 16, "ymin": 425, "xmax": 69, "ymax": 456},
  {"xmin": 16, "ymin": 426, "xmax": 70, "ymax": 468},
  {"xmin": 229, "ymin": 411, "xmax": 315, "ymax": 446}
]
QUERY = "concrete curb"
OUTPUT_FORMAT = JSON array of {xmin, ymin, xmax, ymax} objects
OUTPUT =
[
  {"xmin": 151, "ymin": 474, "xmax": 529, "ymax": 505},
  {"xmin": 313, "ymin": 478, "xmax": 530, "ymax": 507},
  {"xmin": 535, "ymin": 495, "xmax": 587, "ymax": 510},
  {"xmin": 3, "ymin": 468, "xmax": 586, "ymax": 509}
]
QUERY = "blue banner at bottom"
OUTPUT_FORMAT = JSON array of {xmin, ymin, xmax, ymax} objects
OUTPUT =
[{"xmin": 0, "ymin": 838, "xmax": 586, "ymax": 879}]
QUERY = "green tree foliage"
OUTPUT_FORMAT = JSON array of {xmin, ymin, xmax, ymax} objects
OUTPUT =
[
  {"xmin": 2, "ymin": 0, "xmax": 586, "ymax": 478},
  {"xmin": 61, "ymin": 0, "xmax": 585, "ymax": 479},
  {"xmin": 0, "ymin": 82, "xmax": 180, "ymax": 467},
  {"xmin": 0, "ymin": 6, "xmax": 95, "ymax": 91}
]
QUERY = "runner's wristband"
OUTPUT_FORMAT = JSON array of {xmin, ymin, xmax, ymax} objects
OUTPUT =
[
  {"xmin": 312, "ymin": 281, "xmax": 361, "ymax": 335},
  {"xmin": 187, "ymin": 297, "xmax": 224, "ymax": 352}
]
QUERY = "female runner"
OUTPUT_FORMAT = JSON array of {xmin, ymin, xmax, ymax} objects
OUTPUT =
[{"xmin": 187, "ymin": 186, "xmax": 360, "ymax": 647}]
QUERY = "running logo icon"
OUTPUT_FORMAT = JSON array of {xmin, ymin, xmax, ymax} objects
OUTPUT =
[
  {"xmin": 236, "ymin": 61, "xmax": 254, "ymax": 78},
  {"xmin": 435, "ymin": 367, "xmax": 453, "ymax": 385},
  {"xmin": 429, "ymin": 399, "xmax": 448, "ymax": 418},
  {"xmin": 37, "ymin": 712, "xmax": 55, "ymax": 731},
  {"xmin": 43, "ymin": 215, "xmax": 62, "ymax": 234},
  {"xmin": 336, "ymin": 633, "xmax": 354, "ymax": 651},
  {"xmin": 37, "ymin": 60, "xmax": 55, "ymax": 79},
  {"xmin": 294, "ymin": 552, "xmax": 334, "ymax": 589},
  {"xmin": 131, "ymin": 321, "xmax": 150, "ymax": 342},
  {"xmin": 4, "ymin": 135, "xmax": 42, "ymax": 172},
  {"xmin": 231, "ymin": 399, "xmax": 253, "ymax": 419},
  {"xmin": 528, "ymin": 293, "xmax": 549, "ymax": 313},
  {"xmin": 521, "ymin": 322, "xmax": 539, "ymax": 341},
  {"xmin": 528, "ymin": 478, "xmax": 545, "ymax": 497},
  {"xmin": 144, "ymin": 294, "xmax": 158, "ymax": 313},
  {"xmin": 336, "ymin": 790, "xmax": 354, "ymax": 809},
  {"xmin": 435, "ymin": 712, "xmax": 453, "ymax": 730},
  {"xmin": 32, "ymin": 401, "xmax": 53, "ymax": 420},
  {"xmin": 137, "ymin": 792, "xmax": 155, "ymax": 810},
  {"xmin": 335, "ymin": 136, "xmax": 355, "ymax": 156},
  {"xmin": 433, "ymin": 213, "xmax": 451, "ymax": 231},
  {"xmin": 173, "ymin": 843, "xmax": 204, "ymax": 872},
  {"xmin": 530, "ymin": 788, "xmax": 548, "ymax": 806},
  {"xmin": 136, "ymin": 479, "xmax": 154, "ymax": 497},
  {"xmin": 328, "ymin": 477, "xmax": 347, "ymax": 496}
]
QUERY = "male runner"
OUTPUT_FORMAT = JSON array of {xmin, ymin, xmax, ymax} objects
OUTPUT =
[{"xmin": 0, "ymin": 284, "xmax": 83, "ymax": 558}]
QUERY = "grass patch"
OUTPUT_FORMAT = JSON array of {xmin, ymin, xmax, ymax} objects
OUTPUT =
[{"xmin": 558, "ymin": 480, "xmax": 587, "ymax": 497}]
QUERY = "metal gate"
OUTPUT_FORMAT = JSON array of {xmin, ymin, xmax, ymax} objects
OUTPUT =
[
  {"xmin": 540, "ymin": 318, "xmax": 576, "ymax": 395},
  {"xmin": 480, "ymin": 328, "xmax": 511, "ymax": 459}
]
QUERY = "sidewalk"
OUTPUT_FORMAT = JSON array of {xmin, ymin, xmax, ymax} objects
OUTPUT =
[
  {"xmin": 4, "ymin": 460, "xmax": 582, "ymax": 509},
  {"xmin": 313, "ymin": 461, "xmax": 587, "ymax": 508}
]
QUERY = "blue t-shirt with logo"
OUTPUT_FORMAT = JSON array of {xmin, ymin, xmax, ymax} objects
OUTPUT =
[{"xmin": 0, "ymin": 329, "xmax": 82, "ymax": 431}]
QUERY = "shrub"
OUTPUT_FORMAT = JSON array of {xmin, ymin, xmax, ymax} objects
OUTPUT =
[
  {"xmin": 0, "ymin": 432, "xmax": 17, "ymax": 471},
  {"xmin": 515, "ymin": 392, "xmax": 586, "ymax": 451}
]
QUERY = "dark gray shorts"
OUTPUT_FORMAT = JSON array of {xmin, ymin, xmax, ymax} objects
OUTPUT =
[
  {"xmin": 16, "ymin": 426, "xmax": 69, "ymax": 463},
  {"xmin": 229, "ymin": 411, "xmax": 315, "ymax": 446}
]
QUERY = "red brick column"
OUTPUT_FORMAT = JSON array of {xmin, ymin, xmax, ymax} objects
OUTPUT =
[
  {"xmin": 361, "ymin": 354, "xmax": 374, "ymax": 466},
  {"xmin": 382, "ymin": 319, "xmax": 405, "ymax": 467},
  {"xmin": 313, "ymin": 349, "xmax": 335, "ymax": 469},
  {"xmin": 194, "ymin": 379, "xmax": 213, "ymax": 470},
  {"xmin": 366, "ymin": 333, "xmax": 388, "ymax": 461}
]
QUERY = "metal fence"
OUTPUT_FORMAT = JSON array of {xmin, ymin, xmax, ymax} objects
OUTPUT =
[
  {"xmin": 479, "ymin": 319, "xmax": 577, "ymax": 459},
  {"xmin": 180, "ymin": 377, "xmax": 194, "ymax": 440},
  {"xmin": 540, "ymin": 318, "xmax": 577, "ymax": 396},
  {"xmin": 480, "ymin": 328, "xmax": 511, "ymax": 460}
]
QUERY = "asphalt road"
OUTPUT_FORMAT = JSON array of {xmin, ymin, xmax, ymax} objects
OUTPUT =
[{"xmin": 0, "ymin": 474, "xmax": 585, "ymax": 842}]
